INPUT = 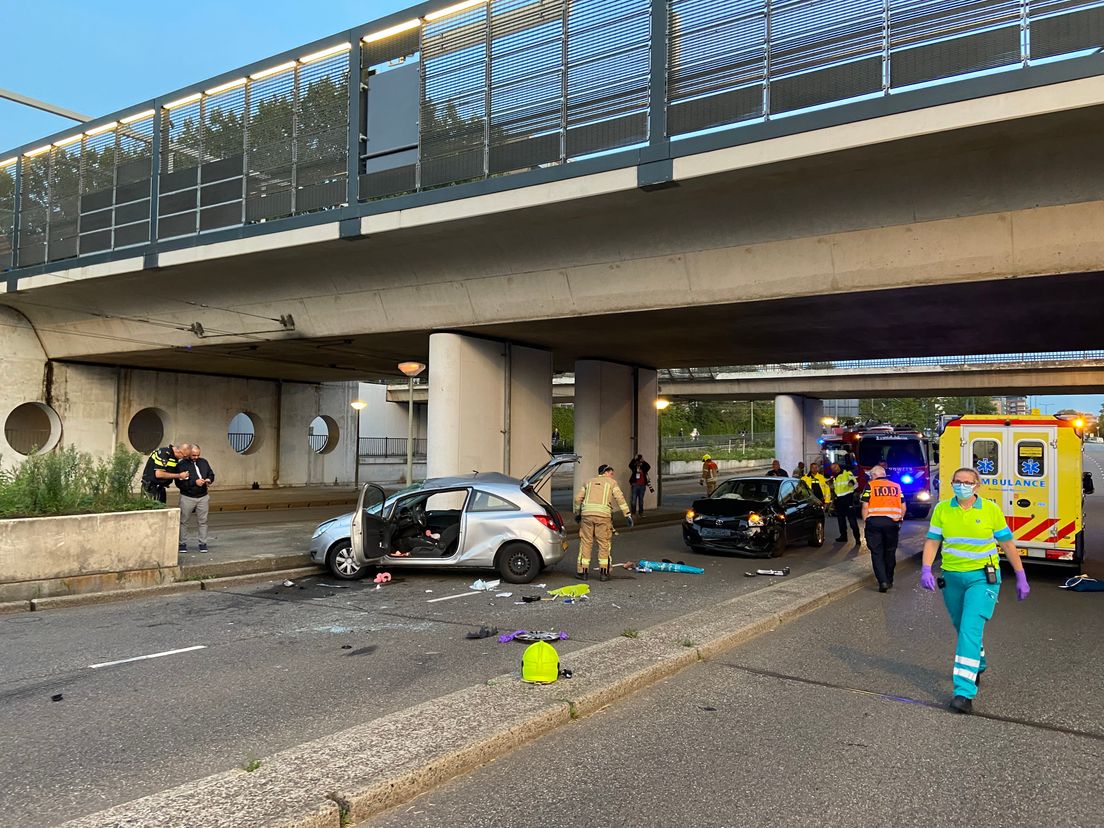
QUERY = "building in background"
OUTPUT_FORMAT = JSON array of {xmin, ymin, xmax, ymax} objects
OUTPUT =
[{"xmin": 991, "ymin": 396, "xmax": 1029, "ymax": 415}]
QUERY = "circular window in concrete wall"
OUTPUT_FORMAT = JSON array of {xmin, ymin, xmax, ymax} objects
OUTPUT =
[
  {"xmin": 4, "ymin": 402, "xmax": 62, "ymax": 456},
  {"xmin": 228, "ymin": 411, "xmax": 261, "ymax": 455},
  {"xmin": 308, "ymin": 415, "xmax": 340, "ymax": 455},
  {"xmin": 127, "ymin": 407, "xmax": 170, "ymax": 454}
]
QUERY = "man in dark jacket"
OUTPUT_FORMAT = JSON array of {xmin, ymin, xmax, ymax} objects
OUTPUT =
[
  {"xmin": 628, "ymin": 454, "xmax": 652, "ymax": 516},
  {"xmin": 141, "ymin": 443, "xmax": 190, "ymax": 503},
  {"xmin": 176, "ymin": 444, "xmax": 215, "ymax": 553}
]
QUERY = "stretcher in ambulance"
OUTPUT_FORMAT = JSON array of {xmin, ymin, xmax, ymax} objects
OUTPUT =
[{"xmin": 939, "ymin": 415, "xmax": 1088, "ymax": 566}]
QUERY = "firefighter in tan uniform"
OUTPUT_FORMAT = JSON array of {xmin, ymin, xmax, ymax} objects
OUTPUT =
[{"xmin": 573, "ymin": 464, "xmax": 633, "ymax": 581}]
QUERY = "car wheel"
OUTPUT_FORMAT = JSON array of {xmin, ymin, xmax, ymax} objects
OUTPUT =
[
  {"xmin": 496, "ymin": 542, "xmax": 542, "ymax": 584},
  {"xmin": 770, "ymin": 528, "xmax": 788, "ymax": 557},
  {"xmin": 327, "ymin": 541, "xmax": 365, "ymax": 580},
  {"xmin": 807, "ymin": 519, "xmax": 825, "ymax": 548}
]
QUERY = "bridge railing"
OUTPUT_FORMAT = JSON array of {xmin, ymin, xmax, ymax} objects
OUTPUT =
[{"xmin": 5, "ymin": 0, "xmax": 1104, "ymax": 277}]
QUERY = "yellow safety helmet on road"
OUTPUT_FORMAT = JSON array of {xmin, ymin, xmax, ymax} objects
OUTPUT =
[{"xmin": 521, "ymin": 640, "xmax": 559, "ymax": 684}]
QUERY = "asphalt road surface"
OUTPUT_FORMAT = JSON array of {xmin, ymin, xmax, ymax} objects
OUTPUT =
[
  {"xmin": 5, "ymin": 459, "xmax": 1100, "ymax": 827},
  {"xmin": 0, "ymin": 495, "xmax": 888, "ymax": 827},
  {"xmin": 360, "ymin": 449, "xmax": 1104, "ymax": 828}
]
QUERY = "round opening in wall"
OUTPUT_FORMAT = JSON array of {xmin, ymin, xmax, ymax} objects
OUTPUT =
[
  {"xmin": 127, "ymin": 407, "xmax": 169, "ymax": 454},
  {"xmin": 308, "ymin": 415, "xmax": 339, "ymax": 455},
  {"xmin": 228, "ymin": 411, "xmax": 261, "ymax": 455},
  {"xmin": 4, "ymin": 402, "xmax": 62, "ymax": 456}
]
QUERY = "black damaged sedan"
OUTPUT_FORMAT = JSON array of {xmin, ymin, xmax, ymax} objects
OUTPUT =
[{"xmin": 682, "ymin": 476, "xmax": 826, "ymax": 557}]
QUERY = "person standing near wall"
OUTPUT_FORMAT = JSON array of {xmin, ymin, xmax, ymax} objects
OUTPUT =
[
  {"xmin": 176, "ymin": 444, "xmax": 216, "ymax": 553},
  {"xmin": 628, "ymin": 454, "xmax": 651, "ymax": 516},
  {"xmin": 141, "ymin": 442, "xmax": 190, "ymax": 504}
]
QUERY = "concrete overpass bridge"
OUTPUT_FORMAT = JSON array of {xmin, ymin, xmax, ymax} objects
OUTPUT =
[{"xmin": 4, "ymin": 0, "xmax": 1104, "ymax": 494}]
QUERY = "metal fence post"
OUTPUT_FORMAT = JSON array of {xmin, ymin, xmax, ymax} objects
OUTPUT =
[
  {"xmin": 642, "ymin": 0, "xmax": 670, "ymax": 163},
  {"xmin": 346, "ymin": 36, "xmax": 361, "ymax": 208},
  {"xmin": 149, "ymin": 102, "xmax": 162, "ymax": 248}
]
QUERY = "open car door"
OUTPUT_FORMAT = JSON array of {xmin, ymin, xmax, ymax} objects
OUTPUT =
[
  {"xmin": 351, "ymin": 483, "xmax": 390, "ymax": 565},
  {"xmin": 520, "ymin": 453, "xmax": 581, "ymax": 493}
]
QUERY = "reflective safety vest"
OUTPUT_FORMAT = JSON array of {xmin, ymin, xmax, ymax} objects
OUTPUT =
[
  {"xmin": 926, "ymin": 496, "xmax": 1013, "ymax": 572},
  {"xmin": 832, "ymin": 470, "xmax": 857, "ymax": 497},
  {"xmin": 862, "ymin": 479, "xmax": 905, "ymax": 521},
  {"xmin": 574, "ymin": 476, "xmax": 630, "ymax": 518},
  {"xmin": 802, "ymin": 473, "xmax": 832, "ymax": 503}
]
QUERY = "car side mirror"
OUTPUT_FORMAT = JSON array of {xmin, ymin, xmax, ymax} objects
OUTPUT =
[{"xmin": 1084, "ymin": 472, "xmax": 1094, "ymax": 495}]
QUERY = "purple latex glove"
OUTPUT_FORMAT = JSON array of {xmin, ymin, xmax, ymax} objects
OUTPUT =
[
  {"xmin": 920, "ymin": 565, "xmax": 937, "ymax": 591},
  {"xmin": 1015, "ymin": 570, "xmax": 1030, "ymax": 601}
]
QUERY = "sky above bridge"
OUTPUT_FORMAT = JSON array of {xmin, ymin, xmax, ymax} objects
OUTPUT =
[{"xmin": 0, "ymin": 0, "xmax": 412, "ymax": 150}]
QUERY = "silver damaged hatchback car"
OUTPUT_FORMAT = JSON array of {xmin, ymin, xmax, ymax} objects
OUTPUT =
[{"xmin": 311, "ymin": 455, "xmax": 578, "ymax": 584}]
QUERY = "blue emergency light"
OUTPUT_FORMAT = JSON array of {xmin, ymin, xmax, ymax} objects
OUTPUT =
[{"xmin": 901, "ymin": 474, "xmax": 914, "ymax": 485}]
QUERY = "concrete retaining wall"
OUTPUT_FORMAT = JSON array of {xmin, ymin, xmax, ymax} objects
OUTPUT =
[
  {"xmin": 0, "ymin": 508, "xmax": 179, "ymax": 602},
  {"xmin": 665, "ymin": 458, "xmax": 770, "ymax": 476}
]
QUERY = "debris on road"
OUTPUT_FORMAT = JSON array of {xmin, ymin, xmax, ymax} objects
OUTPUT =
[
  {"xmin": 340, "ymin": 645, "xmax": 352, "ymax": 650},
  {"xmin": 426, "ymin": 591, "xmax": 480, "ymax": 604},
  {"xmin": 548, "ymin": 584, "xmax": 589, "ymax": 598},
  {"xmin": 745, "ymin": 567, "xmax": 790, "ymax": 577},
  {"xmin": 50, "ymin": 693, "xmax": 63, "ymax": 702},
  {"xmin": 521, "ymin": 640, "xmax": 559, "ymax": 684},
  {"xmin": 469, "ymin": 578, "xmax": 502, "ymax": 592},
  {"xmin": 465, "ymin": 625, "xmax": 500, "ymax": 640},
  {"xmin": 630, "ymin": 560, "xmax": 705, "ymax": 574},
  {"xmin": 1061, "ymin": 575, "xmax": 1104, "ymax": 591},
  {"xmin": 373, "ymin": 572, "xmax": 393, "ymax": 590},
  {"xmin": 496, "ymin": 592, "xmax": 513, "ymax": 598},
  {"xmin": 498, "ymin": 629, "xmax": 569, "ymax": 644},
  {"xmin": 282, "ymin": 580, "xmax": 295, "ymax": 587}
]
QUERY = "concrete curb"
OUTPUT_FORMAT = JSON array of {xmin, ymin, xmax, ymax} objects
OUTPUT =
[
  {"xmin": 198, "ymin": 567, "xmax": 326, "ymax": 590},
  {"xmin": 28, "ymin": 581, "xmax": 202, "ymax": 612},
  {"xmin": 179, "ymin": 553, "xmax": 316, "ymax": 581},
  {"xmin": 0, "ymin": 599, "xmax": 32, "ymax": 614},
  {"xmin": 60, "ymin": 556, "xmax": 876, "ymax": 828}
]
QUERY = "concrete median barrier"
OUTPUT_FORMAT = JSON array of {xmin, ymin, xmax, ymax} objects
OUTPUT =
[{"xmin": 61, "ymin": 555, "xmax": 875, "ymax": 828}]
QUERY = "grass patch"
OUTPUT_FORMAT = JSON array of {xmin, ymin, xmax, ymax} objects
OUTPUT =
[
  {"xmin": 621, "ymin": 628, "xmax": 639, "ymax": 639},
  {"xmin": 681, "ymin": 638, "xmax": 697, "ymax": 648},
  {"xmin": 242, "ymin": 756, "xmax": 262, "ymax": 773},
  {"xmin": 0, "ymin": 444, "xmax": 161, "ymax": 518}
]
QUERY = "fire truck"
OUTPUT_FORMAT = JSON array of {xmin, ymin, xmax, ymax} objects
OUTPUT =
[{"xmin": 820, "ymin": 424, "xmax": 933, "ymax": 517}]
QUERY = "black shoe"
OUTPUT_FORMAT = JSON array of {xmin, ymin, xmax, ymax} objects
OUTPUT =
[
  {"xmin": 878, "ymin": 583, "xmax": 889, "ymax": 593},
  {"xmin": 575, "ymin": 570, "xmax": 588, "ymax": 581},
  {"xmin": 835, "ymin": 537, "xmax": 848, "ymax": 543},
  {"xmin": 599, "ymin": 568, "xmax": 610, "ymax": 582},
  {"xmin": 949, "ymin": 695, "xmax": 973, "ymax": 714}
]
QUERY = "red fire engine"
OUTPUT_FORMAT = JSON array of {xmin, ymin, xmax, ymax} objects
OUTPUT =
[{"xmin": 820, "ymin": 424, "xmax": 933, "ymax": 518}]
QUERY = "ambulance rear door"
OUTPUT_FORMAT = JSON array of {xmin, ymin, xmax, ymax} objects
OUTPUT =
[{"xmin": 1006, "ymin": 427, "xmax": 1058, "ymax": 556}]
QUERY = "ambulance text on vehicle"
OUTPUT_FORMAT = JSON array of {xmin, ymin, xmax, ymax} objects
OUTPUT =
[{"xmin": 939, "ymin": 414, "xmax": 1086, "ymax": 566}]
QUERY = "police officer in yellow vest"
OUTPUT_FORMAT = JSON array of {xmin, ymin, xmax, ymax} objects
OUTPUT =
[
  {"xmin": 921, "ymin": 467, "xmax": 1030, "ymax": 715},
  {"xmin": 802, "ymin": 462, "xmax": 832, "ymax": 506},
  {"xmin": 829, "ymin": 462, "xmax": 860, "ymax": 544},
  {"xmin": 860, "ymin": 465, "xmax": 905, "ymax": 591},
  {"xmin": 573, "ymin": 464, "xmax": 633, "ymax": 581}
]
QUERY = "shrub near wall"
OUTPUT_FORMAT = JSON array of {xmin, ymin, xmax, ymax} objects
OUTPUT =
[{"xmin": 0, "ymin": 444, "xmax": 161, "ymax": 518}]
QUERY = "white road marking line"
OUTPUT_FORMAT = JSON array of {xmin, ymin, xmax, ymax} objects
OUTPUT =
[
  {"xmin": 88, "ymin": 645, "xmax": 207, "ymax": 670},
  {"xmin": 426, "ymin": 591, "xmax": 480, "ymax": 604}
]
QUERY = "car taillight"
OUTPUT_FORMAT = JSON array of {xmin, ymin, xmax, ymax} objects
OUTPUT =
[{"xmin": 534, "ymin": 514, "xmax": 561, "ymax": 532}]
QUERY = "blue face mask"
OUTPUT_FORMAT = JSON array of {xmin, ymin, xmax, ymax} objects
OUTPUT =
[{"xmin": 952, "ymin": 482, "xmax": 975, "ymax": 501}]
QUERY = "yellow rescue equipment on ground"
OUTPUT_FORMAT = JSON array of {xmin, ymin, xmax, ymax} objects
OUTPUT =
[{"xmin": 939, "ymin": 414, "xmax": 1088, "ymax": 566}]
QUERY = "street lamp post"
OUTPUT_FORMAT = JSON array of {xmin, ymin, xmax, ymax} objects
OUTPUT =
[
  {"xmin": 350, "ymin": 399, "xmax": 367, "ymax": 488},
  {"xmin": 398, "ymin": 361, "xmax": 427, "ymax": 486},
  {"xmin": 655, "ymin": 398, "xmax": 670, "ymax": 507}
]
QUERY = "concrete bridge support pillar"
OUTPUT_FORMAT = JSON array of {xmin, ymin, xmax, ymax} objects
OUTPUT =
[
  {"xmin": 572, "ymin": 361, "xmax": 658, "ymax": 513},
  {"xmin": 426, "ymin": 333, "xmax": 551, "ymax": 480},
  {"xmin": 775, "ymin": 394, "xmax": 824, "ymax": 473}
]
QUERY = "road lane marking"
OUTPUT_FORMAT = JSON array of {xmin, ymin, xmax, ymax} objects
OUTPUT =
[{"xmin": 88, "ymin": 645, "xmax": 207, "ymax": 669}]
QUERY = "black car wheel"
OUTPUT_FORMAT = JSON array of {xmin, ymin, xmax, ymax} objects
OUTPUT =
[
  {"xmin": 770, "ymin": 528, "xmax": 788, "ymax": 557},
  {"xmin": 807, "ymin": 519, "xmax": 825, "ymax": 548},
  {"xmin": 327, "ymin": 540, "xmax": 365, "ymax": 580},
  {"xmin": 496, "ymin": 542, "xmax": 542, "ymax": 584}
]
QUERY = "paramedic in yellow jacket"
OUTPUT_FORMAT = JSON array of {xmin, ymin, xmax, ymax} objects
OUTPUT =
[{"xmin": 573, "ymin": 464, "xmax": 633, "ymax": 582}]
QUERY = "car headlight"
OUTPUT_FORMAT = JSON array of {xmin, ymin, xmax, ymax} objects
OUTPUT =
[
  {"xmin": 312, "ymin": 520, "xmax": 335, "ymax": 539},
  {"xmin": 685, "ymin": 509, "xmax": 696, "ymax": 523},
  {"xmin": 917, "ymin": 491, "xmax": 931, "ymax": 501},
  {"xmin": 747, "ymin": 512, "xmax": 764, "ymax": 526}
]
